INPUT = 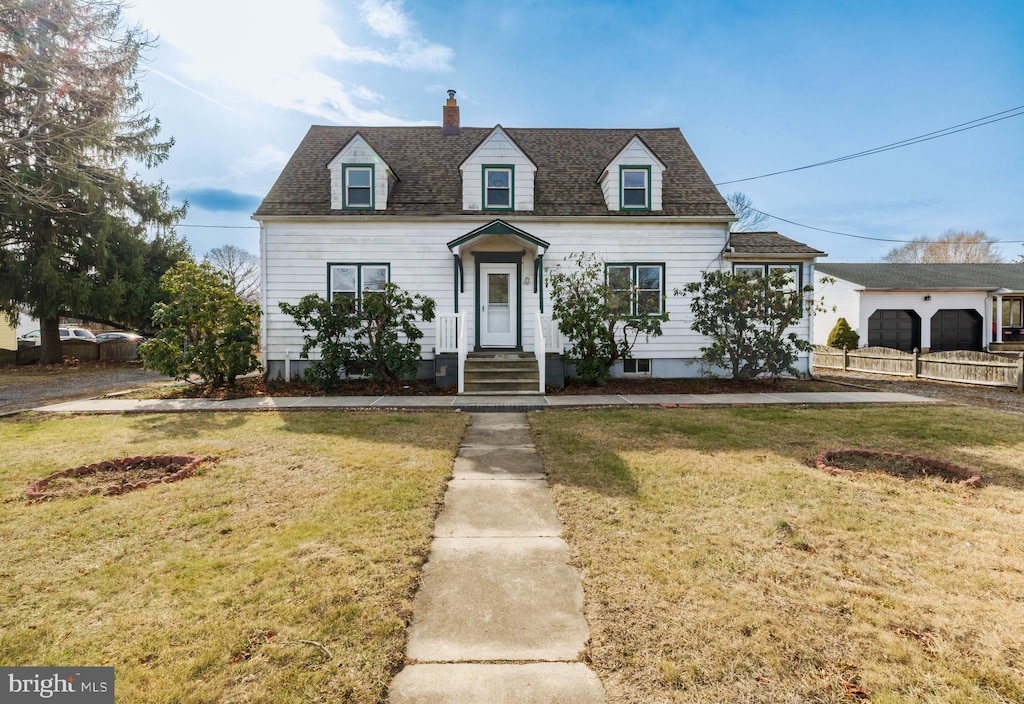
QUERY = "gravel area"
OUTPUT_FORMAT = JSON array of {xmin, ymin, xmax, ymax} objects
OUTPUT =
[
  {"xmin": 0, "ymin": 362, "xmax": 170, "ymax": 414},
  {"xmin": 816, "ymin": 369, "xmax": 1024, "ymax": 414}
]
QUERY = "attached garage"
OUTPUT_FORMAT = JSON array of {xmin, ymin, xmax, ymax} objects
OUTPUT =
[
  {"xmin": 930, "ymin": 309, "xmax": 982, "ymax": 352},
  {"xmin": 868, "ymin": 309, "xmax": 921, "ymax": 353}
]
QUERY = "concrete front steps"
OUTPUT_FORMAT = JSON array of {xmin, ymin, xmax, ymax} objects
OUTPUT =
[{"xmin": 462, "ymin": 351, "xmax": 541, "ymax": 394}]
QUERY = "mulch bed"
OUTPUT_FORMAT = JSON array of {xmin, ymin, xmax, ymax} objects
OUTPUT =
[
  {"xmin": 25, "ymin": 455, "xmax": 209, "ymax": 501},
  {"xmin": 815, "ymin": 448, "xmax": 983, "ymax": 486},
  {"xmin": 151, "ymin": 376, "xmax": 848, "ymax": 399}
]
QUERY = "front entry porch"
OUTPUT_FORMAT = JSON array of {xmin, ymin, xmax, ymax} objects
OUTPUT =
[{"xmin": 435, "ymin": 311, "xmax": 562, "ymax": 394}]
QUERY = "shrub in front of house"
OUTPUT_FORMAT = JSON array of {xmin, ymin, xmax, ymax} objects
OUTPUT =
[
  {"xmin": 280, "ymin": 284, "xmax": 435, "ymax": 391},
  {"xmin": 827, "ymin": 317, "xmax": 860, "ymax": 350}
]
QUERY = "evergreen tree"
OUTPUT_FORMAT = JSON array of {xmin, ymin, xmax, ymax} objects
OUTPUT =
[{"xmin": 0, "ymin": 0, "xmax": 187, "ymax": 363}]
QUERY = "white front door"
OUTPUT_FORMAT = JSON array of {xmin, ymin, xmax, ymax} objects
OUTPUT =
[{"xmin": 480, "ymin": 263, "xmax": 517, "ymax": 347}]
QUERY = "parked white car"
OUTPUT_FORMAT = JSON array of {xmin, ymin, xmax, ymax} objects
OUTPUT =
[{"xmin": 17, "ymin": 327, "xmax": 97, "ymax": 345}]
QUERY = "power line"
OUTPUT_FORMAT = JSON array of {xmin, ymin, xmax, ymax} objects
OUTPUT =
[
  {"xmin": 177, "ymin": 223, "xmax": 258, "ymax": 229},
  {"xmin": 715, "ymin": 104, "xmax": 1024, "ymax": 186},
  {"xmin": 748, "ymin": 205, "xmax": 1024, "ymax": 244}
]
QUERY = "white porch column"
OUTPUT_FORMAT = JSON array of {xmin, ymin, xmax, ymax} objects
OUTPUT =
[{"xmin": 997, "ymin": 295, "xmax": 1004, "ymax": 343}]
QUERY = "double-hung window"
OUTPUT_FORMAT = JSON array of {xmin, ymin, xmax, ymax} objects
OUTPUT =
[
  {"xmin": 329, "ymin": 263, "xmax": 389, "ymax": 301},
  {"xmin": 343, "ymin": 165, "xmax": 373, "ymax": 209},
  {"xmin": 767, "ymin": 264, "xmax": 798, "ymax": 294},
  {"xmin": 620, "ymin": 167, "xmax": 650, "ymax": 210},
  {"xmin": 483, "ymin": 166, "xmax": 513, "ymax": 209},
  {"xmin": 606, "ymin": 263, "xmax": 665, "ymax": 315},
  {"xmin": 733, "ymin": 263, "xmax": 799, "ymax": 291}
]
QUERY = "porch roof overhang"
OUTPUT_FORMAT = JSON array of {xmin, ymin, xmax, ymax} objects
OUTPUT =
[{"xmin": 446, "ymin": 219, "xmax": 550, "ymax": 257}]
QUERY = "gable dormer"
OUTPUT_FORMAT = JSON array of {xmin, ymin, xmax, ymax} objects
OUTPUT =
[
  {"xmin": 328, "ymin": 133, "xmax": 396, "ymax": 211},
  {"xmin": 459, "ymin": 126, "xmax": 537, "ymax": 212},
  {"xmin": 599, "ymin": 135, "xmax": 667, "ymax": 212}
]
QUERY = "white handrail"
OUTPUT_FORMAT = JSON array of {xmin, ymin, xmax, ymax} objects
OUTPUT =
[
  {"xmin": 436, "ymin": 313, "xmax": 460, "ymax": 354},
  {"xmin": 457, "ymin": 311, "xmax": 467, "ymax": 394},
  {"xmin": 534, "ymin": 311, "xmax": 546, "ymax": 394}
]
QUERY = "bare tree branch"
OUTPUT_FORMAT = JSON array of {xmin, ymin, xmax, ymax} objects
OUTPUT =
[
  {"xmin": 726, "ymin": 191, "xmax": 770, "ymax": 232},
  {"xmin": 882, "ymin": 229, "xmax": 1004, "ymax": 263},
  {"xmin": 204, "ymin": 245, "xmax": 260, "ymax": 303}
]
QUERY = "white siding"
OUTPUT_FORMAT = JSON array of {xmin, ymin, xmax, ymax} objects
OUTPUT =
[
  {"xmin": 460, "ymin": 128, "xmax": 537, "ymax": 211},
  {"xmin": 599, "ymin": 136, "xmax": 666, "ymax": 211},
  {"xmin": 328, "ymin": 135, "xmax": 392, "ymax": 211},
  {"xmin": 263, "ymin": 219, "xmax": 734, "ymax": 370},
  {"xmin": 813, "ymin": 274, "xmax": 862, "ymax": 345}
]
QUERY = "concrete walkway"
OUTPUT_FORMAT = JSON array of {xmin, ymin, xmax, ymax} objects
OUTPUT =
[
  {"xmin": 388, "ymin": 413, "xmax": 605, "ymax": 704},
  {"xmin": 29, "ymin": 390, "xmax": 937, "ymax": 414}
]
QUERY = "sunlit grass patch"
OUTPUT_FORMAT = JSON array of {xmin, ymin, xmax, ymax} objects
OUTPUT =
[
  {"xmin": 0, "ymin": 411, "xmax": 466, "ymax": 703},
  {"xmin": 532, "ymin": 406, "xmax": 1024, "ymax": 704}
]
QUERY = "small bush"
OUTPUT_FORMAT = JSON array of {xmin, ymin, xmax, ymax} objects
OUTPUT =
[
  {"xmin": 827, "ymin": 317, "xmax": 860, "ymax": 350},
  {"xmin": 140, "ymin": 262, "xmax": 261, "ymax": 387},
  {"xmin": 279, "ymin": 284, "xmax": 435, "ymax": 391}
]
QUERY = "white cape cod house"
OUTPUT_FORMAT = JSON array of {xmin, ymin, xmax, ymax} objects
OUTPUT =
[{"xmin": 254, "ymin": 93, "xmax": 825, "ymax": 391}]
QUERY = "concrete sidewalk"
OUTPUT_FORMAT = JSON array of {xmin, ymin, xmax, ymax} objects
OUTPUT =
[
  {"xmin": 29, "ymin": 390, "xmax": 937, "ymax": 414},
  {"xmin": 388, "ymin": 413, "xmax": 605, "ymax": 703}
]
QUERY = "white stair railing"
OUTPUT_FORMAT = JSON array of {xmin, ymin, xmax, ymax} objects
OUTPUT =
[
  {"xmin": 534, "ymin": 312, "xmax": 546, "ymax": 394},
  {"xmin": 456, "ymin": 312, "xmax": 467, "ymax": 394},
  {"xmin": 436, "ymin": 313, "xmax": 460, "ymax": 353}
]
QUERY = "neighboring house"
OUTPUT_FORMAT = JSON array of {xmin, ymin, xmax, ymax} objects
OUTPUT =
[
  {"xmin": 814, "ymin": 263, "xmax": 1024, "ymax": 353},
  {"xmin": 0, "ymin": 317, "xmax": 15, "ymax": 351},
  {"xmin": 254, "ymin": 92, "xmax": 825, "ymax": 389}
]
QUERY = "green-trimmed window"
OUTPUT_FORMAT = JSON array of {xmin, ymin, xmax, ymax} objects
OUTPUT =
[
  {"xmin": 606, "ymin": 263, "xmax": 665, "ymax": 315},
  {"xmin": 329, "ymin": 263, "xmax": 389, "ymax": 301},
  {"xmin": 343, "ymin": 165, "xmax": 373, "ymax": 209},
  {"xmin": 732, "ymin": 263, "xmax": 800, "ymax": 292},
  {"xmin": 483, "ymin": 166, "xmax": 513, "ymax": 209},
  {"xmin": 620, "ymin": 167, "xmax": 650, "ymax": 210}
]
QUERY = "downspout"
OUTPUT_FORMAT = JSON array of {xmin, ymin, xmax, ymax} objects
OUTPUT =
[
  {"xmin": 452, "ymin": 253, "xmax": 460, "ymax": 313},
  {"xmin": 258, "ymin": 219, "xmax": 268, "ymax": 375},
  {"xmin": 536, "ymin": 252, "xmax": 544, "ymax": 313}
]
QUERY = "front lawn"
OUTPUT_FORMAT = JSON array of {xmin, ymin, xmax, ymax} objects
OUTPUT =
[
  {"xmin": 0, "ymin": 411, "xmax": 466, "ymax": 703},
  {"xmin": 531, "ymin": 406, "xmax": 1024, "ymax": 704}
]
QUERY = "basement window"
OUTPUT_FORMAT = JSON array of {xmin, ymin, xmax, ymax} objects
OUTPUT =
[{"xmin": 622, "ymin": 358, "xmax": 651, "ymax": 375}]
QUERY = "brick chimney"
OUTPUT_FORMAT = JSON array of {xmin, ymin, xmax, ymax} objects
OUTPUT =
[{"xmin": 442, "ymin": 89, "xmax": 460, "ymax": 135}]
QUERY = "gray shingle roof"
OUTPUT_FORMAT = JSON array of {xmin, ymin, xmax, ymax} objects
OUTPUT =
[
  {"xmin": 254, "ymin": 126, "xmax": 734, "ymax": 218},
  {"xmin": 729, "ymin": 231, "xmax": 825, "ymax": 255},
  {"xmin": 817, "ymin": 263, "xmax": 1024, "ymax": 291}
]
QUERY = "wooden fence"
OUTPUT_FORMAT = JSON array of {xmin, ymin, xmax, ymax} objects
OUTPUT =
[
  {"xmin": 813, "ymin": 345, "xmax": 1024, "ymax": 391},
  {"xmin": 0, "ymin": 339, "xmax": 140, "ymax": 366}
]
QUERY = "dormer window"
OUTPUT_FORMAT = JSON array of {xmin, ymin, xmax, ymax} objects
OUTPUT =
[
  {"xmin": 343, "ymin": 165, "xmax": 373, "ymax": 209},
  {"xmin": 484, "ymin": 166, "xmax": 513, "ymax": 209},
  {"xmin": 621, "ymin": 167, "xmax": 650, "ymax": 210}
]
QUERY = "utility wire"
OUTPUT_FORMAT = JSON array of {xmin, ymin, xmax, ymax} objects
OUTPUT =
[
  {"xmin": 177, "ymin": 223, "xmax": 258, "ymax": 229},
  {"xmin": 747, "ymin": 205, "xmax": 1024, "ymax": 244},
  {"xmin": 715, "ymin": 104, "xmax": 1024, "ymax": 186}
]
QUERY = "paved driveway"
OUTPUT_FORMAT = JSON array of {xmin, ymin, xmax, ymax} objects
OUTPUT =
[{"xmin": 0, "ymin": 362, "xmax": 169, "ymax": 414}]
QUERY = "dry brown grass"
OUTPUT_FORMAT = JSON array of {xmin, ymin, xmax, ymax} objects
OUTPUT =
[
  {"xmin": 531, "ymin": 405, "xmax": 1024, "ymax": 704},
  {"xmin": 0, "ymin": 411, "xmax": 466, "ymax": 703}
]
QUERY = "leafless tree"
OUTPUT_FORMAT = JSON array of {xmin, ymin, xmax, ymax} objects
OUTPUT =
[
  {"xmin": 205, "ymin": 245, "xmax": 260, "ymax": 303},
  {"xmin": 726, "ymin": 192, "xmax": 771, "ymax": 232},
  {"xmin": 882, "ymin": 229, "xmax": 1004, "ymax": 263}
]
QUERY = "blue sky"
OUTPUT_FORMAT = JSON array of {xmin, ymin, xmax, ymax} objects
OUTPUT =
[{"xmin": 126, "ymin": 0, "xmax": 1024, "ymax": 262}]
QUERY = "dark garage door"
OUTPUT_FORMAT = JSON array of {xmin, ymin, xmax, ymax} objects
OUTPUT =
[
  {"xmin": 930, "ymin": 309, "xmax": 982, "ymax": 352},
  {"xmin": 868, "ymin": 309, "xmax": 921, "ymax": 352}
]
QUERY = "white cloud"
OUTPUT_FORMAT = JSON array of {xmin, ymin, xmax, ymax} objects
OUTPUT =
[
  {"xmin": 128, "ymin": 0, "xmax": 452, "ymax": 124},
  {"xmin": 227, "ymin": 145, "xmax": 292, "ymax": 180},
  {"xmin": 357, "ymin": 0, "xmax": 453, "ymax": 71}
]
